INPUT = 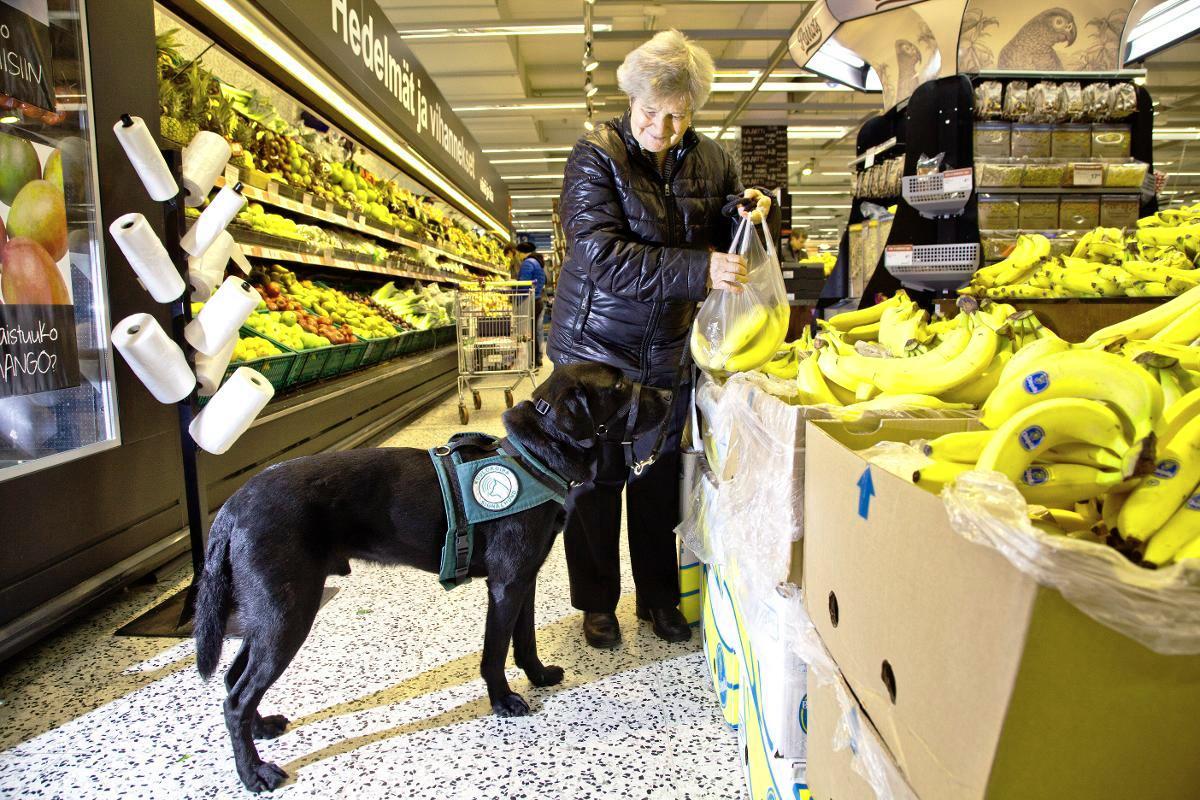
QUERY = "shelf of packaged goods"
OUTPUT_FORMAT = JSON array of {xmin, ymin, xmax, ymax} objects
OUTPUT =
[
  {"xmin": 234, "ymin": 238, "xmax": 464, "ymax": 285},
  {"xmin": 217, "ymin": 173, "xmax": 507, "ymax": 277},
  {"xmin": 850, "ymin": 137, "xmax": 901, "ymax": 168},
  {"xmin": 978, "ymin": 186, "xmax": 1144, "ymax": 195}
]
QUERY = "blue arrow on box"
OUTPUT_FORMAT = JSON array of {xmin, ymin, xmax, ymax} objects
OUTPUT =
[{"xmin": 857, "ymin": 467, "xmax": 875, "ymax": 520}]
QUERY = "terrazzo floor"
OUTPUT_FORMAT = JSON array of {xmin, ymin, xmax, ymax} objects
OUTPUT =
[{"xmin": 0, "ymin": 366, "xmax": 743, "ymax": 799}]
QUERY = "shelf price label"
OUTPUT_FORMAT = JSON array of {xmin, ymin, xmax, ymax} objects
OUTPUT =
[
  {"xmin": 942, "ymin": 168, "xmax": 973, "ymax": 194},
  {"xmin": 1071, "ymin": 163, "xmax": 1103, "ymax": 187},
  {"xmin": 885, "ymin": 245, "xmax": 914, "ymax": 267}
]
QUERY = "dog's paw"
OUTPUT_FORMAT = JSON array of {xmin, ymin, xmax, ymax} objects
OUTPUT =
[
  {"xmin": 242, "ymin": 761, "xmax": 288, "ymax": 793},
  {"xmin": 528, "ymin": 665, "xmax": 565, "ymax": 687},
  {"xmin": 253, "ymin": 714, "xmax": 289, "ymax": 739},
  {"xmin": 491, "ymin": 692, "xmax": 530, "ymax": 717}
]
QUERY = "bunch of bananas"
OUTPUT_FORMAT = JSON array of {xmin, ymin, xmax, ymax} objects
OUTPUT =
[
  {"xmin": 965, "ymin": 207, "xmax": 1200, "ymax": 299},
  {"xmin": 692, "ymin": 304, "xmax": 790, "ymax": 375},
  {"xmin": 916, "ymin": 284, "xmax": 1200, "ymax": 567},
  {"xmin": 748, "ymin": 292, "xmax": 1051, "ymax": 415}
]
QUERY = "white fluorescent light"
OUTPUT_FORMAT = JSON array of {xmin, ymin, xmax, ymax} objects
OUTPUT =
[
  {"xmin": 505, "ymin": 174, "xmax": 566, "ymax": 180},
  {"xmin": 714, "ymin": 69, "xmax": 810, "ymax": 79},
  {"xmin": 711, "ymin": 82, "xmax": 850, "ymax": 93},
  {"xmin": 456, "ymin": 102, "xmax": 587, "ymax": 112},
  {"xmin": 491, "ymin": 156, "xmax": 569, "ymax": 164},
  {"xmin": 791, "ymin": 190, "xmax": 848, "ymax": 195},
  {"xmin": 484, "ymin": 146, "xmax": 574, "ymax": 154},
  {"xmin": 793, "ymin": 214, "xmax": 836, "ymax": 220},
  {"xmin": 584, "ymin": 60, "xmax": 600, "ymax": 73},
  {"xmin": 1126, "ymin": 0, "xmax": 1200, "ymax": 62},
  {"xmin": 514, "ymin": 228, "xmax": 554, "ymax": 233},
  {"xmin": 1155, "ymin": 128, "xmax": 1200, "ymax": 140},
  {"xmin": 196, "ymin": 0, "xmax": 508, "ymax": 239},
  {"xmin": 401, "ymin": 22, "xmax": 613, "ymax": 40},
  {"xmin": 512, "ymin": 208, "xmax": 552, "ymax": 214},
  {"xmin": 788, "ymin": 126, "xmax": 850, "ymax": 140},
  {"xmin": 511, "ymin": 193, "xmax": 562, "ymax": 198}
]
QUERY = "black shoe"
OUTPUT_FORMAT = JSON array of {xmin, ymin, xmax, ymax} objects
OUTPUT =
[
  {"xmin": 636, "ymin": 602, "xmax": 692, "ymax": 643},
  {"xmin": 582, "ymin": 612, "xmax": 621, "ymax": 649}
]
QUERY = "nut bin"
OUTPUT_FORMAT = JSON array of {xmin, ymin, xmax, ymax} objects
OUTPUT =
[
  {"xmin": 1100, "ymin": 194, "xmax": 1140, "ymax": 229},
  {"xmin": 1104, "ymin": 161, "xmax": 1150, "ymax": 188},
  {"xmin": 1011, "ymin": 124, "xmax": 1053, "ymax": 158},
  {"xmin": 1092, "ymin": 124, "xmax": 1132, "ymax": 158},
  {"xmin": 976, "ymin": 160, "xmax": 1024, "ymax": 187},
  {"xmin": 1018, "ymin": 195, "xmax": 1059, "ymax": 230},
  {"xmin": 1059, "ymin": 196, "xmax": 1101, "ymax": 229},
  {"xmin": 981, "ymin": 232, "xmax": 1019, "ymax": 261},
  {"xmin": 978, "ymin": 195, "xmax": 1020, "ymax": 230},
  {"xmin": 1021, "ymin": 160, "xmax": 1067, "ymax": 187},
  {"xmin": 974, "ymin": 122, "xmax": 1012, "ymax": 158},
  {"xmin": 1052, "ymin": 124, "xmax": 1092, "ymax": 158}
]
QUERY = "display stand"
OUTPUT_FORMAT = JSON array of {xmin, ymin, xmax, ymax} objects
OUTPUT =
[{"xmin": 115, "ymin": 146, "xmax": 335, "ymax": 638}]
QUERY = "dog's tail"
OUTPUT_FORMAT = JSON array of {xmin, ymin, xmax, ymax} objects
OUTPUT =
[{"xmin": 194, "ymin": 509, "xmax": 234, "ymax": 680}]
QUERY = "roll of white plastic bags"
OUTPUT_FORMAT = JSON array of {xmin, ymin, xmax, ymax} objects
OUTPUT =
[{"xmin": 690, "ymin": 216, "xmax": 789, "ymax": 375}]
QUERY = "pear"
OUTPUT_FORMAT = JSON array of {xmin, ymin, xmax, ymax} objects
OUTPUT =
[{"xmin": 0, "ymin": 131, "xmax": 40, "ymax": 205}]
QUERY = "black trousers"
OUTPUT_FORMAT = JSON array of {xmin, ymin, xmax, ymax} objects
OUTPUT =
[{"xmin": 563, "ymin": 385, "xmax": 691, "ymax": 613}]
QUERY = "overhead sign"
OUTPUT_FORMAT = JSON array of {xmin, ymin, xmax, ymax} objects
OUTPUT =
[{"xmin": 250, "ymin": 0, "xmax": 509, "ymax": 225}]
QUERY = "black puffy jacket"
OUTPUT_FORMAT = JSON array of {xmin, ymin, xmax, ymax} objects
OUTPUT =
[{"xmin": 548, "ymin": 112, "xmax": 754, "ymax": 388}]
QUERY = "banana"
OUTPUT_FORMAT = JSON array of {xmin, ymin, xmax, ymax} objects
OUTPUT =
[
  {"xmin": 998, "ymin": 333, "xmax": 1070, "ymax": 386},
  {"xmin": 1117, "ymin": 415, "xmax": 1200, "ymax": 541},
  {"xmin": 760, "ymin": 347, "xmax": 800, "ymax": 380},
  {"xmin": 845, "ymin": 321, "xmax": 882, "ymax": 343},
  {"xmin": 939, "ymin": 337, "xmax": 1014, "ymax": 406},
  {"xmin": 1029, "ymin": 506, "xmax": 1100, "ymax": 533},
  {"xmin": 977, "ymin": 398, "xmax": 1131, "ymax": 482},
  {"xmin": 723, "ymin": 307, "xmax": 788, "ymax": 372},
  {"xmin": 873, "ymin": 317, "xmax": 999, "ymax": 396},
  {"xmin": 1142, "ymin": 489, "xmax": 1200, "ymax": 566},
  {"xmin": 1084, "ymin": 284, "xmax": 1200, "ymax": 345},
  {"xmin": 817, "ymin": 347, "xmax": 877, "ymax": 401},
  {"xmin": 1126, "ymin": 281, "xmax": 1174, "ymax": 298},
  {"xmin": 827, "ymin": 292, "xmax": 908, "ymax": 332},
  {"xmin": 840, "ymin": 394, "xmax": 972, "ymax": 417},
  {"xmin": 718, "ymin": 306, "xmax": 769, "ymax": 359},
  {"xmin": 1042, "ymin": 443, "xmax": 1124, "ymax": 470},
  {"xmin": 1159, "ymin": 387, "xmax": 1200, "ymax": 443},
  {"xmin": 982, "ymin": 348, "xmax": 1162, "ymax": 447},
  {"xmin": 878, "ymin": 302, "xmax": 927, "ymax": 355},
  {"xmin": 912, "ymin": 460, "xmax": 973, "ymax": 494},
  {"xmin": 795, "ymin": 352, "xmax": 842, "ymax": 406},
  {"xmin": 922, "ymin": 430, "xmax": 995, "ymax": 463},
  {"xmin": 1174, "ymin": 527, "xmax": 1200, "ymax": 562},
  {"xmin": 1122, "ymin": 340, "xmax": 1200, "ymax": 370},
  {"xmin": 1101, "ymin": 488, "xmax": 1131, "ymax": 534},
  {"xmin": 690, "ymin": 323, "xmax": 716, "ymax": 370},
  {"xmin": 1017, "ymin": 463, "xmax": 1126, "ymax": 508},
  {"xmin": 1152, "ymin": 300, "xmax": 1200, "ymax": 344}
]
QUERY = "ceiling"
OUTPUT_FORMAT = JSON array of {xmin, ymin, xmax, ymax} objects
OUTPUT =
[{"xmin": 379, "ymin": 1, "xmax": 1200, "ymax": 242}]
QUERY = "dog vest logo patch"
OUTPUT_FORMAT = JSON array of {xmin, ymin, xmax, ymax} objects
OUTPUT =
[{"xmin": 472, "ymin": 465, "xmax": 520, "ymax": 511}]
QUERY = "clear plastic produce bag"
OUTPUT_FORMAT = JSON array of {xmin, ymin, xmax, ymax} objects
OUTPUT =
[{"xmin": 691, "ymin": 217, "xmax": 788, "ymax": 376}]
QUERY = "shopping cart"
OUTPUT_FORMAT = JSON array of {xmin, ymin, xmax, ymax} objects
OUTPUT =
[{"xmin": 455, "ymin": 280, "xmax": 537, "ymax": 424}]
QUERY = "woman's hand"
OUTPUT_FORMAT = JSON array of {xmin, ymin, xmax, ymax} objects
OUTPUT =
[
  {"xmin": 709, "ymin": 251, "xmax": 747, "ymax": 293},
  {"xmin": 739, "ymin": 188, "xmax": 772, "ymax": 224}
]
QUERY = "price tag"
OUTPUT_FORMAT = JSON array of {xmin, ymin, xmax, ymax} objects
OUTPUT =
[
  {"xmin": 864, "ymin": 151, "xmax": 875, "ymax": 168},
  {"xmin": 357, "ymin": 214, "xmax": 366, "ymax": 226},
  {"xmin": 942, "ymin": 168, "xmax": 973, "ymax": 193},
  {"xmin": 224, "ymin": 165, "xmax": 239, "ymax": 183},
  {"xmin": 1072, "ymin": 163, "xmax": 1103, "ymax": 187},
  {"xmin": 885, "ymin": 245, "xmax": 914, "ymax": 267}
]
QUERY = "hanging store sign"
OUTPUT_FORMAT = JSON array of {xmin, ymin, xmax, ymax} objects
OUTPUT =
[
  {"xmin": 249, "ymin": 0, "xmax": 509, "ymax": 224},
  {"xmin": 0, "ymin": 0, "xmax": 56, "ymax": 112}
]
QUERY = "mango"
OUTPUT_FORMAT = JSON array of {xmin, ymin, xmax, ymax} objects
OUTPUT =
[
  {"xmin": 0, "ymin": 131, "xmax": 40, "ymax": 205},
  {"xmin": 1, "ymin": 237, "xmax": 69, "ymax": 304},
  {"xmin": 7, "ymin": 179, "xmax": 67, "ymax": 260}
]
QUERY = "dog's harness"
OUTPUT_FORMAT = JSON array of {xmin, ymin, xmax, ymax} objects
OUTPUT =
[{"xmin": 429, "ymin": 432, "xmax": 570, "ymax": 590}]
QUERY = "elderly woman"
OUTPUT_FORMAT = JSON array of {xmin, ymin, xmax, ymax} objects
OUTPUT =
[{"xmin": 548, "ymin": 30, "xmax": 777, "ymax": 648}]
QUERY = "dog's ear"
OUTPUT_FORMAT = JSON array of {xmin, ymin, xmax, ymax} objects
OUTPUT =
[{"xmin": 550, "ymin": 383, "xmax": 596, "ymax": 444}]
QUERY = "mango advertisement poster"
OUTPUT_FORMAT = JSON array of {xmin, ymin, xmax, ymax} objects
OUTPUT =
[{"xmin": 0, "ymin": 129, "xmax": 82, "ymax": 397}]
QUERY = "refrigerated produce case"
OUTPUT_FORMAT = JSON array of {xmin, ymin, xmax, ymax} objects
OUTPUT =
[{"xmin": 0, "ymin": 0, "xmax": 513, "ymax": 659}]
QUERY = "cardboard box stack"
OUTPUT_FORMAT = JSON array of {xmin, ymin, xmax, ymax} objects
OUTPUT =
[{"xmin": 801, "ymin": 419, "xmax": 1200, "ymax": 800}]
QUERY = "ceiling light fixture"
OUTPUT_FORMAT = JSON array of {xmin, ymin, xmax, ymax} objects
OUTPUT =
[
  {"xmin": 455, "ymin": 102, "xmax": 587, "ymax": 112},
  {"xmin": 400, "ymin": 22, "xmax": 613, "ymax": 40},
  {"xmin": 510, "ymin": 192, "xmax": 562, "ymax": 198},
  {"xmin": 505, "ymin": 174, "xmax": 567, "ymax": 180},
  {"xmin": 801, "ymin": 159, "xmax": 815, "ymax": 176},
  {"xmin": 710, "ymin": 82, "xmax": 850, "ymax": 93},
  {"xmin": 491, "ymin": 156, "xmax": 570, "ymax": 164},
  {"xmin": 194, "ymin": 0, "xmax": 507, "ymax": 239},
  {"xmin": 0, "ymin": 115, "xmax": 18, "ymax": 124},
  {"xmin": 484, "ymin": 146, "xmax": 573, "ymax": 154}
]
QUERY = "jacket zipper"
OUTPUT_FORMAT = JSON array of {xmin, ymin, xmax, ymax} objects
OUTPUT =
[{"xmin": 639, "ymin": 151, "xmax": 677, "ymax": 382}]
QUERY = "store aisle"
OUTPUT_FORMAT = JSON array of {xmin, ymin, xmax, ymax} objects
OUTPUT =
[{"xmin": 0, "ymin": 368, "xmax": 742, "ymax": 799}]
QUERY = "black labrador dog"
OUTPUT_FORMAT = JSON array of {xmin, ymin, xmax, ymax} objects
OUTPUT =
[{"xmin": 193, "ymin": 363, "xmax": 669, "ymax": 793}]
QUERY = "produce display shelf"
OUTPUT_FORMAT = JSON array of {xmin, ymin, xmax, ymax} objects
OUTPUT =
[
  {"xmin": 234, "ymin": 237, "xmax": 464, "ymax": 285},
  {"xmin": 217, "ymin": 172, "xmax": 507, "ymax": 278}
]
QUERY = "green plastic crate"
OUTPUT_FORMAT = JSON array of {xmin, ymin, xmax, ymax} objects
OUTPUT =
[
  {"xmin": 380, "ymin": 335, "xmax": 404, "ymax": 361},
  {"xmin": 196, "ymin": 351, "xmax": 296, "ymax": 407},
  {"xmin": 319, "ymin": 344, "xmax": 352, "ymax": 379},
  {"xmin": 433, "ymin": 324, "xmax": 456, "ymax": 347},
  {"xmin": 336, "ymin": 341, "xmax": 370, "ymax": 374},
  {"xmin": 408, "ymin": 328, "xmax": 435, "ymax": 353},
  {"xmin": 359, "ymin": 336, "xmax": 391, "ymax": 367}
]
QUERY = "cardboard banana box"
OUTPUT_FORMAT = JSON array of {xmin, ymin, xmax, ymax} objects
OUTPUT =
[
  {"xmin": 701, "ymin": 564, "xmax": 742, "ymax": 729},
  {"xmin": 803, "ymin": 419, "xmax": 1200, "ymax": 800}
]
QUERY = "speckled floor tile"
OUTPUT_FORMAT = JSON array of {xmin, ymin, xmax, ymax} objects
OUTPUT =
[{"xmin": 0, "ymin": 367, "xmax": 743, "ymax": 799}]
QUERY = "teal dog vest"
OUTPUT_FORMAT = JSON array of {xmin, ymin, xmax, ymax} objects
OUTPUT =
[{"xmin": 429, "ymin": 433, "xmax": 570, "ymax": 590}]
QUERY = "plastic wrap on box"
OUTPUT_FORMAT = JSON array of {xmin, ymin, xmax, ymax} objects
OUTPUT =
[
  {"xmin": 943, "ymin": 471, "xmax": 1200, "ymax": 655},
  {"xmin": 771, "ymin": 585, "xmax": 918, "ymax": 800}
]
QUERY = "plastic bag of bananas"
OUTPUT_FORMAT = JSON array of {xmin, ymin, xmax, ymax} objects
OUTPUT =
[{"xmin": 691, "ymin": 217, "xmax": 790, "ymax": 376}]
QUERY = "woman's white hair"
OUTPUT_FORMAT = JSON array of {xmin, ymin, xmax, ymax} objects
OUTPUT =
[{"xmin": 616, "ymin": 29, "xmax": 716, "ymax": 112}]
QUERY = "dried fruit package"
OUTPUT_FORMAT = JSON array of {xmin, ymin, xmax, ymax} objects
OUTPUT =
[
  {"xmin": 690, "ymin": 217, "xmax": 788, "ymax": 375},
  {"xmin": 1003, "ymin": 81, "xmax": 1029, "ymax": 120},
  {"xmin": 1109, "ymin": 82, "xmax": 1138, "ymax": 119},
  {"xmin": 974, "ymin": 81, "xmax": 1003, "ymax": 119},
  {"xmin": 1084, "ymin": 83, "xmax": 1110, "ymax": 120}
]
